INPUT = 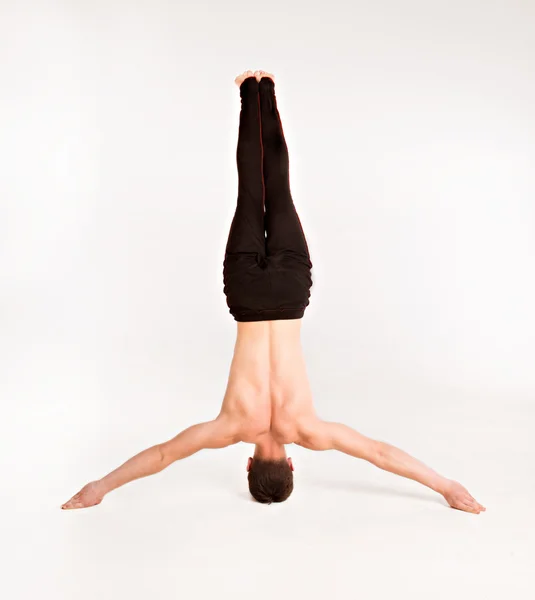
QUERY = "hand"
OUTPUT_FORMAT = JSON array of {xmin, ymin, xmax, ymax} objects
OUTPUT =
[
  {"xmin": 442, "ymin": 479, "xmax": 486, "ymax": 514},
  {"xmin": 61, "ymin": 481, "xmax": 105, "ymax": 510}
]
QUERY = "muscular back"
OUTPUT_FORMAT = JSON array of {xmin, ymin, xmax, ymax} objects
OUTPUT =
[{"xmin": 220, "ymin": 320, "xmax": 316, "ymax": 443}]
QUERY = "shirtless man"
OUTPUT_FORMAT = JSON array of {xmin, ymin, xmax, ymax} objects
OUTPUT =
[{"xmin": 62, "ymin": 71, "xmax": 485, "ymax": 514}]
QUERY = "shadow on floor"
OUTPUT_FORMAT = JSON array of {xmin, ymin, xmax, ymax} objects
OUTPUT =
[{"xmin": 304, "ymin": 477, "xmax": 447, "ymax": 507}]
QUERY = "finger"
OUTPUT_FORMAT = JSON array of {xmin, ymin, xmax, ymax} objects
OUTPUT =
[
  {"xmin": 465, "ymin": 498, "xmax": 480, "ymax": 510},
  {"xmin": 470, "ymin": 496, "xmax": 484, "ymax": 511},
  {"xmin": 458, "ymin": 501, "xmax": 478, "ymax": 513},
  {"xmin": 465, "ymin": 496, "xmax": 479, "ymax": 510}
]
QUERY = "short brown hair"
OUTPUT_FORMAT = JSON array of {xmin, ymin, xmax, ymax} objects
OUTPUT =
[{"xmin": 248, "ymin": 458, "xmax": 294, "ymax": 504}]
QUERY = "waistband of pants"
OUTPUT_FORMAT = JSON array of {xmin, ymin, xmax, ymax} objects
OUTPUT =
[{"xmin": 233, "ymin": 307, "xmax": 305, "ymax": 322}]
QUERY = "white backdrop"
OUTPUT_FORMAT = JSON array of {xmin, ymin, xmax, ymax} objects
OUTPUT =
[{"xmin": 1, "ymin": 1, "xmax": 534, "ymax": 599}]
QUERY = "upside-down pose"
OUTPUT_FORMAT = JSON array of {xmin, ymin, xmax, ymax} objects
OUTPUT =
[{"xmin": 63, "ymin": 71, "xmax": 485, "ymax": 513}]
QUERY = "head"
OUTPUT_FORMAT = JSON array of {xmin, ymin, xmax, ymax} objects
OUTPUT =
[{"xmin": 246, "ymin": 455, "xmax": 294, "ymax": 504}]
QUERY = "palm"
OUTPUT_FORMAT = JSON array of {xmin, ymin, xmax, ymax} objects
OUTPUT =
[
  {"xmin": 443, "ymin": 480, "xmax": 485, "ymax": 514},
  {"xmin": 62, "ymin": 481, "xmax": 104, "ymax": 510}
]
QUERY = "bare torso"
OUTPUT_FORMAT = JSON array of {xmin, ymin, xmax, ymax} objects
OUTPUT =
[{"xmin": 220, "ymin": 320, "xmax": 317, "ymax": 445}]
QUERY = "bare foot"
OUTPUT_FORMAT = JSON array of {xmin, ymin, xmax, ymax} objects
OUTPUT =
[
  {"xmin": 442, "ymin": 480, "xmax": 486, "ymax": 514},
  {"xmin": 62, "ymin": 481, "xmax": 105, "ymax": 510},
  {"xmin": 235, "ymin": 70, "xmax": 255, "ymax": 87},
  {"xmin": 254, "ymin": 70, "xmax": 275, "ymax": 83}
]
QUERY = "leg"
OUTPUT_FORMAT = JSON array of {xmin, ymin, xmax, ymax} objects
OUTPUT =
[
  {"xmin": 257, "ymin": 74, "xmax": 310, "ymax": 259},
  {"xmin": 225, "ymin": 73, "xmax": 265, "ymax": 257}
]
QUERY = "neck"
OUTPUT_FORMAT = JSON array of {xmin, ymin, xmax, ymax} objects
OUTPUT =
[{"xmin": 254, "ymin": 435, "xmax": 287, "ymax": 461}]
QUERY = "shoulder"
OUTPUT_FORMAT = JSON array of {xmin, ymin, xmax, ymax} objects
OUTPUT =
[
  {"xmin": 294, "ymin": 417, "xmax": 333, "ymax": 451},
  {"xmin": 220, "ymin": 385, "xmax": 271, "ymax": 439}
]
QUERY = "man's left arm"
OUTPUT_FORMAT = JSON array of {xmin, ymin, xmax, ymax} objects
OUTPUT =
[{"xmin": 297, "ymin": 419, "xmax": 486, "ymax": 514}]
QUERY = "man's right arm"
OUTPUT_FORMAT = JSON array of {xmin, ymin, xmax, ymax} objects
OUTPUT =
[
  {"xmin": 100, "ymin": 416, "xmax": 239, "ymax": 493},
  {"xmin": 62, "ymin": 416, "xmax": 239, "ymax": 509}
]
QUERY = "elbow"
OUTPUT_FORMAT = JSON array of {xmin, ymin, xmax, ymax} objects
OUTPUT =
[
  {"xmin": 156, "ymin": 443, "xmax": 173, "ymax": 469},
  {"xmin": 372, "ymin": 440, "xmax": 389, "ymax": 467}
]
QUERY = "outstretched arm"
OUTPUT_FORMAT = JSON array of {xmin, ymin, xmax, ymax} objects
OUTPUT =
[
  {"xmin": 62, "ymin": 416, "xmax": 238, "ymax": 510},
  {"xmin": 298, "ymin": 420, "xmax": 485, "ymax": 514}
]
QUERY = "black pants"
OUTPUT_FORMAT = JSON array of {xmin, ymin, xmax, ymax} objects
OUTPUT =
[{"xmin": 223, "ymin": 76, "xmax": 313, "ymax": 322}]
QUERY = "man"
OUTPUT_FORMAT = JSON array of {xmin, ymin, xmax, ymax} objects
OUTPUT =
[{"xmin": 62, "ymin": 71, "xmax": 485, "ymax": 514}]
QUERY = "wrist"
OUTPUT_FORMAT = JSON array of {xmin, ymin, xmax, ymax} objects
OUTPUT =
[
  {"xmin": 433, "ymin": 476, "xmax": 450, "ymax": 496},
  {"xmin": 96, "ymin": 477, "xmax": 112, "ymax": 496}
]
